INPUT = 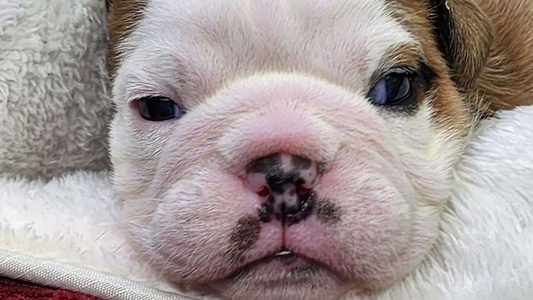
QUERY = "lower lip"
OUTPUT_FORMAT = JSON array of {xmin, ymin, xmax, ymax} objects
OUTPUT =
[{"xmin": 230, "ymin": 254, "xmax": 322, "ymax": 285}]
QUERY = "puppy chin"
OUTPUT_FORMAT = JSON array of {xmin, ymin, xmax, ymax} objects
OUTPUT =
[{"xmin": 213, "ymin": 270, "xmax": 344, "ymax": 300}]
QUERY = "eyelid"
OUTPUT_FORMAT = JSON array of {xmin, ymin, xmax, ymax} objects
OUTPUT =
[
  {"xmin": 127, "ymin": 94, "xmax": 174, "ymax": 104},
  {"xmin": 369, "ymin": 65, "xmax": 419, "ymax": 90},
  {"xmin": 126, "ymin": 93, "xmax": 157, "ymax": 103},
  {"xmin": 382, "ymin": 66, "xmax": 418, "ymax": 77}
]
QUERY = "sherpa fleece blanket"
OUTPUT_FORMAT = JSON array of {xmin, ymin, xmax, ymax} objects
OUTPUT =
[
  {"xmin": 0, "ymin": 0, "xmax": 112, "ymax": 180},
  {"xmin": 1, "ymin": 106, "xmax": 533, "ymax": 300}
]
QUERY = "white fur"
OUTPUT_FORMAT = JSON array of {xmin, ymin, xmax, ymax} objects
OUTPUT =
[{"xmin": 0, "ymin": 106, "xmax": 532, "ymax": 299}]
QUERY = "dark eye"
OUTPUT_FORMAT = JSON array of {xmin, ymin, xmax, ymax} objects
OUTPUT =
[
  {"xmin": 368, "ymin": 72, "xmax": 418, "ymax": 106},
  {"xmin": 137, "ymin": 96, "xmax": 184, "ymax": 121}
]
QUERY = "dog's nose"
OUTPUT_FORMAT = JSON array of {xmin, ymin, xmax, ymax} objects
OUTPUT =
[{"xmin": 245, "ymin": 153, "xmax": 319, "ymax": 225}]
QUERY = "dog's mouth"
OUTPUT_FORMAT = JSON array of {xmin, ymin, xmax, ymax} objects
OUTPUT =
[{"xmin": 223, "ymin": 248, "xmax": 342, "ymax": 286}]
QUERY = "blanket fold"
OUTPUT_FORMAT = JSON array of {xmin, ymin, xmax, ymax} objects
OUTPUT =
[{"xmin": 0, "ymin": 249, "xmax": 183, "ymax": 300}]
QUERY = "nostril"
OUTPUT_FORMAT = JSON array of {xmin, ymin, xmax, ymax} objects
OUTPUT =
[
  {"xmin": 296, "ymin": 185, "xmax": 312, "ymax": 196},
  {"xmin": 257, "ymin": 186, "xmax": 270, "ymax": 198}
]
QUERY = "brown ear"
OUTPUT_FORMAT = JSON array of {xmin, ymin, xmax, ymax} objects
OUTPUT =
[{"xmin": 427, "ymin": 0, "xmax": 493, "ymax": 91}]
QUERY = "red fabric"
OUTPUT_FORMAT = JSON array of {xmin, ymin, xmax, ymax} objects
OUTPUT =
[{"xmin": 0, "ymin": 277, "xmax": 101, "ymax": 300}]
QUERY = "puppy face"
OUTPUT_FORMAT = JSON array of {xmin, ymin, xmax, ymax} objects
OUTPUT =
[{"xmin": 108, "ymin": 0, "xmax": 474, "ymax": 299}]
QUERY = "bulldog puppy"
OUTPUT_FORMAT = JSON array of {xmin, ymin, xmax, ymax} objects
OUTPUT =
[{"xmin": 106, "ymin": 0, "xmax": 533, "ymax": 299}]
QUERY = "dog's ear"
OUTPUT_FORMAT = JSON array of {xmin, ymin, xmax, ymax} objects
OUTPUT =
[{"xmin": 428, "ymin": 0, "xmax": 493, "ymax": 91}]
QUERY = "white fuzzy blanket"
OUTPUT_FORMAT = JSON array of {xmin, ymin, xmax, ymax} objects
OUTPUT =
[
  {"xmin": 1, "ymin": 107, "xmax": 532, "ymax": 300},
  {"xmin": 0, "ymin": 0, "xmax": 112, "ymax": 180}
]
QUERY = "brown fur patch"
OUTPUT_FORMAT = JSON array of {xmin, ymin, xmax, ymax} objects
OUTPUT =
[
  {"xmin": 392, "ymin": 0, "xmax": 533, "ymax": 120},
  {"xmin": 387, "ymin": 0, "xmax": 470, "ymax": 134},
  {"xmin": 107, "ymin": 0, "xmax": 147, "ymax": 79},
  {"xmin": 472, "ymin": 0, "xmax": 533, "ymax": 114},
  {"xmin": 378, "ymin": 43, "xmax": 423, "ymax": 73},
  {"xmin": 429, "ymin": 0, "xmax": 494, "ymax": 92}
]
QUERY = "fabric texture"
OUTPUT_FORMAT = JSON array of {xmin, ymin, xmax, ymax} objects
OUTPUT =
[
  {"xmin": 0, "ymin": 0, "xmax": 113, "ymax": 180},
  {"xmin": 0, "ymin": 277, "xmax": 99, "ymax": 300},
  {"xmin": 0, "ymin": 249, "xmax": 190, "ymax": 300}
]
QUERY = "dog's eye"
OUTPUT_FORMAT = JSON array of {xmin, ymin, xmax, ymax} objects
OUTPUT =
[
  {"xmin": 368, "ymin": 72, "xmax": 418, "ymax": 106},
  {"xmin": 137, "ymin": 96, "xmax": 184, "ymax": 121}
]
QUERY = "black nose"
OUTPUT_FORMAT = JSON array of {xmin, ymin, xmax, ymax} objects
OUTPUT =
[{"xmin": 246, "ymin": 153, "xmax": 318, "ymax": 225}]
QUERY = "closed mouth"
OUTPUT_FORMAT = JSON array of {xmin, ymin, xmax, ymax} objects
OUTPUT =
[{"xmin": 224, "ymin": 248, "xmax": 341, "ymax": 285}]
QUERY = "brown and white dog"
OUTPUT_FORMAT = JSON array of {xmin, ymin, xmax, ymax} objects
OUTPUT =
[{"xmin": 106, "ymin": 0, "xmax": 533, "ymax": 299}]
